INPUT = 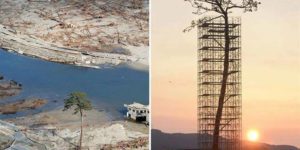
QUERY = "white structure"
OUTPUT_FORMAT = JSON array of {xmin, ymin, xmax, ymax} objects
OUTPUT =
[{"xmin": 124, "ymin": 102, "xmax": 149, "ymax": 123}]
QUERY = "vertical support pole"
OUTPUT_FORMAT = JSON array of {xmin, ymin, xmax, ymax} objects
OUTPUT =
[{"xmin": 197, "ymin": 16, "xmax": 241, "ymax": 150}]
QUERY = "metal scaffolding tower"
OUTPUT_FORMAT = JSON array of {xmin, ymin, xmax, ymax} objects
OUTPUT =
[{"xmin": 197, "ymin": 17, "xmax": 242, "ymax": 150}]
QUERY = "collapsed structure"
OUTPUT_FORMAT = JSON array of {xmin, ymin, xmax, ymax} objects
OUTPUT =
[
  {"xmin": 124, "ymin": 102, "xmax": 149, "ymax": 123},
  {"xmin": 197, "ymin": 17, "xmax": 242, "ymax": 150}
]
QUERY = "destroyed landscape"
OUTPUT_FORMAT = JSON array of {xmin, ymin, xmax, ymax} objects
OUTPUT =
[
  {"xmin": 0, "ymin": 0, "xmax": 149, "ymax": 69},
  {"xmin": 0, "ymin": 0, "xmax": 149, "ymax": 149},
  {"xmin": 0, "ymin": 74, "xmax": 148, "ymax": 149}
]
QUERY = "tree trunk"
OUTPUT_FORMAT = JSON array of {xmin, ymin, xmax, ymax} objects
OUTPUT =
[
  {"xmin": 79, "ymin": 109, "xmax": 83, "ymax": 150},
  {"xmin": 212, "ymin": 14, "xmax": 230, "ymax": 150}
]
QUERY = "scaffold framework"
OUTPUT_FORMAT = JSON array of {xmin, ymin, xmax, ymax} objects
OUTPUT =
[{"xmin": 197, "ymin": 16, "xmax": 242, "ymax": 150}]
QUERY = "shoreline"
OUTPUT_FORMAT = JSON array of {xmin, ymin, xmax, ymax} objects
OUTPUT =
[
  {"xmin": 0, "ymin": 52, "xmax": 149, "ymax": 119},
  {"xmin": 0, "ymin": 48, "xmax": 148, "ymax": 72},
  {"xmin": 1, "ymin": 108, "xmax": 148, "ymax": 149},
  {"xmin": 0, "ymin": 0, "xmax": 149, "ymax": 71},
  {"xmin": 5, "ymin": 107, "xmax": 148, "ymax": 133},
  {"xmin": 0, "ymin": 1, "xmax": 149, "ymax": 148},
  {"xmin": 0, "ymin": 24, "xmax": 148, "ymax": 71}
]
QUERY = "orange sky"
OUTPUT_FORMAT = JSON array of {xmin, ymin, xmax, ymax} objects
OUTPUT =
[{"xmin": 151, "ymin": 0, "xmax": 300, "ymax": 147}]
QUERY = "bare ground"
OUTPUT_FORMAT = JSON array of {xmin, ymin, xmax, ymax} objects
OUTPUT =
[{"xmin": 0, "ymin": 0, "xmax": 149, "ymax": 68}]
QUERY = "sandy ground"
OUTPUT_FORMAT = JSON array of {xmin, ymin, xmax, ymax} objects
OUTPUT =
[
  {"xmin": 6, "ymin": 108, "xmax": 112, "ymax": 130},
  {"xmin": 6, "ymin": 108, "xmax": 148, "ymax": 133},
  {"xmin": 1, "ymin": 108, "xmax": 149, "ymax": 149}
]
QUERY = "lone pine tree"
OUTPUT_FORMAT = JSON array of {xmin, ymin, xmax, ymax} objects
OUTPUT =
[
  {"xmin": 184, "ymin": 0, "xmax": 260, "ymax": 149},
  {"xmin": 64, "ymin": 92, "xmax": 92, "ymax": 150}
]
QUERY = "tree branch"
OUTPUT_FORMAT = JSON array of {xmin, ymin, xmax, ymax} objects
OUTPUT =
[
  {"xmin": 226, "ymin": 0, "xmax": 261, "ymax": 12},
  {"xmin": 183, "ymin": 15, "xmax": 223, "ymax": 32},
  {"xmin": 214, "ymin": 0, "xmax": 226, "ymax": 14}
]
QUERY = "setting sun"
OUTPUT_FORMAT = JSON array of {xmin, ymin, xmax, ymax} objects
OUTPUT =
[{"xmin": 247, "ymin": 130, "xmax": 259, "ymax": 142}]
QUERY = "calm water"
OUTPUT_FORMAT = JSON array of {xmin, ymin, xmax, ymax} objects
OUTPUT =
[{"xmin": 0, "ymin": 49, "xmax": 149, "ymax": 119}]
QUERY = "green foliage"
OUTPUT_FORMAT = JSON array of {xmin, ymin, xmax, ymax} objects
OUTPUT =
[{"xmin": 63, "ymin": 92, "xmax": 92, "ymax": 114}]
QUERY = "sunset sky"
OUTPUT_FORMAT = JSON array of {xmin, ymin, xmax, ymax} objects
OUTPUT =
[{"xmin": 152, "ymin": 0, "xmax": 300, "ymax": 147}]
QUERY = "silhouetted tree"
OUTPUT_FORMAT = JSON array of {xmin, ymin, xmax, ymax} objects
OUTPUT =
[
  {"xmin": 184, "ymin": 0, "xmax": 260, "ymax": 149},
  {"xmin": 63, "ymin": 92, "xmax": 92, "ymax": 150}
]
